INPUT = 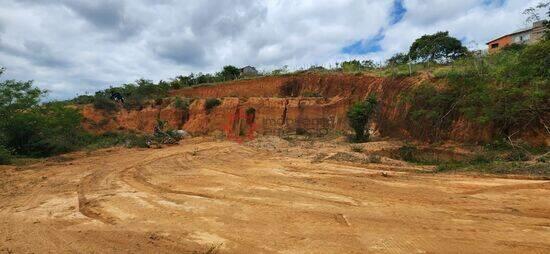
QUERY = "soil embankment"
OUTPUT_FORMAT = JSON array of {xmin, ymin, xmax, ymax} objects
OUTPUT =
[{"xmin": 82, "ymin": 73, "xmax": 548, "ymax": 146}]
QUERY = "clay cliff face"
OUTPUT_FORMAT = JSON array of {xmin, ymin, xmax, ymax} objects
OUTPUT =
[{"xmin": 81, "ymin": 73, "xmax": 547, "ymax": 146}]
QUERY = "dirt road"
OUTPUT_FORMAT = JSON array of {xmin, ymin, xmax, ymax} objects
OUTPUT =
[{"xmin": 1, "ymin": 138, "xmax": 549, "ymax": 253}]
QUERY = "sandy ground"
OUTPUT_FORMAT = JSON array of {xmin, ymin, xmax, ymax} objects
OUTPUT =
[{"xmin": 0, "ymin": 137, "xmax": 549, "ymax": 253}]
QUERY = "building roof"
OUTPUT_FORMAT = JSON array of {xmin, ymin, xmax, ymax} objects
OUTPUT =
[{"xmin": 486, "ymin": 27, "xmax": 532, "ymax": 45}]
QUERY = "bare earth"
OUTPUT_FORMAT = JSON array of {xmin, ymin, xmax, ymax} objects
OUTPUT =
[{"xmin": 0, "ymin": 138, "xmax": 549, "ymax": 253}]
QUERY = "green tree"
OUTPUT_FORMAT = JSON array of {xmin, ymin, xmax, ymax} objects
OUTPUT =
[
  {"xmin": 523, "ymin": 1, "xmax": 550, "ymax": 40},
  {"xmin": 220, "ymin": 65, "xmax": 241, "ymax": 80},
  {"xmin": 409, "ymin": 31, "xmax": 467, "ymax": 63},
  {"xmin": 341, "ymin": 60, "xmax": 376, "ymax": 72},
  {"xmin": 386, "ymin": 53, "xmax": 409, "ymax": 66},
  {"xmin": 347, "ymin": 95, "xmax": 377, "ymax": 142},
  {"xmin": 0, "ymin": 68, "xmax": 85, "ymax": 158}
]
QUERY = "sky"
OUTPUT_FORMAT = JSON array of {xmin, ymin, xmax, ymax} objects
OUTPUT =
[{"xmin": 0, "ymin": 0, "xmax": 545, "ymax": 100}]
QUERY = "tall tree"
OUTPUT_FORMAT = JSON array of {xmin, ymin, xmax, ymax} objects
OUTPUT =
[
  {"xmin": 220, "ymin": 65, "xmax": 241, "ymax": 80},
  {"xmin": 408, "ymin": 31, "xmax": 467, "ymax": 63}
]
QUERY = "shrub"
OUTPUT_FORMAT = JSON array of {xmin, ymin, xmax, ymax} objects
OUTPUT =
[
  {"xmin": 93, "ymin": 96, "xmax": 117, "ymax": 112},
  {"xmin": 246, "ymin": 107, "xmax": 256, "ymax": 115},
  {"xmin": 0, "ymin": 145, "xmax": 12, "ymax": 165},
  {"xmin": 506, "ymin": 149, "xmax": 530, "ymax": 162},
  {"xmin": 205, "ymin": 98, "xmax": 221, "ymax": 113},
  {"xmin": 295, "ymin": 127, "xmax": 308, "ymax": 135},
  {"xmin": 72, "ymin": 95, "xmax": 95, "ymax": 105},
  {"xmin": 350, "ymin": 144, "xmax": 364, "ymax": 153},
  {"xmin": 347, "ymin": 94, "xmax": 377, "ymax": 142},
  {"xmin": 84, "ymin": 132, "xmax": 149, "ymax": 150},
  {"xmin": 398, "ymin": 144, "xmax": 417, "ymax": 162},
  {"xmin": 367, "ymin": 154, "xmax": 381, "ymax": 163}
]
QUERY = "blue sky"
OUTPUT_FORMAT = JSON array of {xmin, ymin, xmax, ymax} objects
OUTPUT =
[{"xmin": 0, "ymin": 0, "xmax": 544, "ymax": 100}]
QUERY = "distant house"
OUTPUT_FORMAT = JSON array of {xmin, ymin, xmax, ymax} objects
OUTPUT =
[
  {"xmin": 486, "ymin": 21, "xmax": 546, "ymax": 53},
  {"xmin": 240, "ymin": 66, "xmax": 258, "ymax": 76}
]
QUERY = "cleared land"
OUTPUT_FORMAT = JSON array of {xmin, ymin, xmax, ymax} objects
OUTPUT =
[{"xmin": 0, "ymin": 137, "xmax": 549, "ymax": 253}]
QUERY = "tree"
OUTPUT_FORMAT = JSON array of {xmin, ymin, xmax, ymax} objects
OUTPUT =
[
  {"xmin": 341, "ymin": 60, "xmax": 376, "ymax": 72},
  {"xmin": 0, "ymin": 68, "xmax": 85, "ymax": 158},
  {"xmin": 220, "ymin": 65, "xmax": 240, "ymax": 80},
  {"xmin": 408, "ymin": 31, "xmax": 467, "ymax": 63},
  {"xmin": 386, "ymin": 53, "xmax": 409, "ymax": 66},
  {"xmin": 347, "ymin": 94, "xmax": 377, "ymax": 142},
  {"xmin": 523, "ymin": 1, "xmax": 550, "ymax": 40}
]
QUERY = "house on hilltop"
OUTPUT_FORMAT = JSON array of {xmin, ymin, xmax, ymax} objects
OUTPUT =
[
  {"xmin": 240, "ymin": 66, "xmax": 258, "ymax": 77},
  {"xmin": 486, "ymin": 21, "xmax": 547, "ymax": 53}
]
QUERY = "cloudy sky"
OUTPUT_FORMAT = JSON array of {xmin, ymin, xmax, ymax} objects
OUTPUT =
[{"xmin": 0, "ymin": 0, "xmax": 544, "ymax": 100}]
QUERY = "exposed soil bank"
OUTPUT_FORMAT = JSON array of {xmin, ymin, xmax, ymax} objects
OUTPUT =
[{"xmin": 82, "ymin": 73, "xmax": 548, "ymax": 146}]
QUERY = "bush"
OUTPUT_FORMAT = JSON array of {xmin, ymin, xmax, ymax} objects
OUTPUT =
[
  {"xmin": 0, "ymin": 145, "xmax": 12, "ymax": 165},
  {"xmin": 350, "ymin": 144, "xmax": 364, "ymax": 153},
  {"xmin": 84, "ymin": 132, "xmax": 149, "ymax": 150},
  {"xmin": 4, "ymin": 103, "xmax": 86, "ymax": 157},
  {"xmin": 367, "ymin": 154, "xmax": 381, "ymax": 163},
  {"xmin": 347, "ymin": 94, "xmax": 377, "ymax": 142},
  {"xmin": 205, "ymin": 98, "xmax": 221, "ymax": 113},
  {"xmin": 405, "ymin": 41, "xmax": 549, "ymax": 141},
  {"xmin": 93, "ymin": 96, "xmax": 117, "ymax": 112},
  {"xmin": 506, "ymin": 149, "xmax": 530, "ymax": 161},
  {"xmin": 246, "ymin": 107, "xmax": 256, "ymax": 115},
  {"xmin": 398, "ymin": 144, "xmax": 417, "ymax": 162}
]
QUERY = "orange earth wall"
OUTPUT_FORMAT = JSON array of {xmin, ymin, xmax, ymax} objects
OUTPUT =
[{"xmin": 81, "ymin": 73, "xmax": 548, "ymax": 146}]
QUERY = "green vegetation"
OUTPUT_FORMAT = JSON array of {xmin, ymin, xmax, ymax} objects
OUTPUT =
[
  {"xmin": 174, "ymin": 97, "xmax": 191, "ymax": 111},
  {"xmin": 409, "ymin": 31, "xmax": 467, "ymax": 63},
  {"xmin": 245, "ymin": 107, "xmax": 256, "ymax": 115},
  {"xmin": 84, "ymin": 132, "xmax": 149, "ymax": 150},
  {"xmin": 404, "ymin": 40, "xmax": 549, "ymax": 141},
  {"xmin": 93, "ymin": 96, "xmax": 118, "ymax": 112},
  {"xmin": 0, "ymin": 69, "xmax": 158, "ymax": 164},
  {"xmin": 347, "ymin": 94, "xmax": 377, "ymax": 142},
  {"xmin": 0, "ymin": 71, "xmax": 88, "ymax": 161},
  {"xmin": 340, "ymin": 60, "xmax": 376, "ymax": 72},
  {"xmin": 204, "ymin": 98, "xmax": 221, "ymax": 113},
  {"xmin": 0, "ymin": 145, "xmax": 12, "ymax": 165}
]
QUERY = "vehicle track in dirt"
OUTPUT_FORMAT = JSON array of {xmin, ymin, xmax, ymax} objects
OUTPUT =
[{"xmin": 0, "ymin": 138, "xmax": 549, "ymax": 253}]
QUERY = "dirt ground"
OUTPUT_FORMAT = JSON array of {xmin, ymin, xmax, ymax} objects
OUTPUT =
[{"xmin": 0, "ymin": 137, "xmax": 549, "ymax": 253}]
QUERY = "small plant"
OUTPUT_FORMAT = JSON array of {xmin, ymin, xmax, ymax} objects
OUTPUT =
[
  {"xmin": 205, "ymin": 98, "xmax": 221, "ymax": 113},
  {"xmin": 350, "ymin": 144, "xmax": 364, "ymax": 153},
  {"xmin": 347, "ymin": 94, "xmax": 377, "ymax": 142},
  {"xmin": 174, "ymin": 97, "xmax": 190, "ymax": 111}
]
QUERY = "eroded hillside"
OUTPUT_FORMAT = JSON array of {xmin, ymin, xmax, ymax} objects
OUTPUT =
[{"xmin": 81, "ymin": 73, "xmax": 548, "ymax": 146}]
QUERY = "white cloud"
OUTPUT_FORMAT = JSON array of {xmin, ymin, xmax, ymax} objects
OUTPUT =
[{"xmin": 0, "ymin": 0, "xmax": 542, "ymax": 100}]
